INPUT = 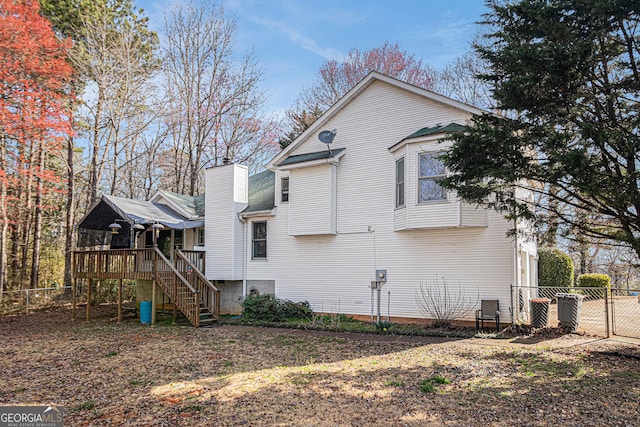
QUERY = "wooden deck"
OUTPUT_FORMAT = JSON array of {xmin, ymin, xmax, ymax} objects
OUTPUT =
[{"xmin": 72, "ymin": 249, "xmax": 220, "ymax": 327}]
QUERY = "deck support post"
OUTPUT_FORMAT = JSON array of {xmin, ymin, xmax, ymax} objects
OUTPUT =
[
  {"xmin": 172, "ymin": 277, "xmax": 177, "ymax": 323},
  {"xmin": 86, "ymin": 279, "xmax": 91, "ymax": 321},
  {"xmin": 151, "ymin": 249, "xmax": 157, "ymax": 325},
  {"xmin": 71, "ymin": 277, "xmax": 77, "ymax": 320},
  {"xmin": 117, "ymin": 278, "xmax": 123, "ymax": 322},
  {"xmin": 151, "ymin": 279, "xmax": 157, "ymax": 325}
]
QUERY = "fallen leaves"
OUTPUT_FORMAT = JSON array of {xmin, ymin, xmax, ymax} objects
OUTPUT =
[{"xmin": 0, "ymin": 306, "xmax": 638, "ymax": 426}]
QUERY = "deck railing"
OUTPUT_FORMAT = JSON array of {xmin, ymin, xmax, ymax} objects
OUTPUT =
[
  {"xmin": 179, "ymin": 250, "xmax": 205, "ymax": 274},
  {"xmin": 176, "ymin": 250, "xmax": 220, "ymax": 320},
  {"xmin": 73, "ymin": 249, "xmax": 153, "ymax": 280},
  {"xmin": 154, "ymin": 248, "xmax": 200, "ymax": 327},
  {"xmin": 72, "ymin": 248, "xmax": 219, "ymax": 326}
]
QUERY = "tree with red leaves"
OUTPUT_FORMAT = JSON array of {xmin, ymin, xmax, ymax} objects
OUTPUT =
[{"xmin": 0, "ymin": 0, "xmax": 73, "ymax": 292}]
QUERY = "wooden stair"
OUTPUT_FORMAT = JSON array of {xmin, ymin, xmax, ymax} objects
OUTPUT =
[
  {"xmin": 154, "ymin": 248, "xmax": 221, "ymax": 327},
  {"xmin": 198, "ymin": 303, "xmax": 217, "ymax": 327},
  {"xmin": 72, "ymin": 248, "xmax": 220, "ymax": 328}
]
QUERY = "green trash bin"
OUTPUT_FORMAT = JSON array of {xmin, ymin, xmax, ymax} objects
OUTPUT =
[
  {"xmin": 556, "ymin": 293, "xmax": 584, "ymax": 332},
  {"xmin": 530, "ymin": 298, "xmax": 551, "ymax": 328}
]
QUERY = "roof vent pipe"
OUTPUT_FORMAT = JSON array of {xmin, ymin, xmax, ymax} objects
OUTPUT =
[{"xmin": 222, "ymin": 157, "xmax": 231, "ymax": 165}]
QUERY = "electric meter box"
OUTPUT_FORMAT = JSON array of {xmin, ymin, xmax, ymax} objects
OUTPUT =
[{"xmin": 375, "ymin": 269, "xmax": 387, "ymax": 283}]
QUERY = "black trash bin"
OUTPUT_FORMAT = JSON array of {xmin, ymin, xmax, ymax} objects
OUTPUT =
[
  {"xmin": 530, "ymin": 298, "xmax": 551, "ymax": 328},
  {"xmin": 556, "ymin": 293, "xmax": 584, "ymax": 332}
]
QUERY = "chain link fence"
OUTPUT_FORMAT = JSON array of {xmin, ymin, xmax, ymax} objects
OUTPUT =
[
  {"xmin": 0, "ymin": 280, "xmax": 136, "ymax": 315},
  {"xmin": 512, "ymin": 285, "xmax": 640, "ymax": 338},
  {"xmin": 513, "ymin": 286, "xmax": 609, "ymax": 336},
  {"xmin": 609, "ymin": 287, "xmax": 640, "ymax": 338},
  {"xmin": 0, "ymin": 286, "xmax": 74, "ymax": 315}
]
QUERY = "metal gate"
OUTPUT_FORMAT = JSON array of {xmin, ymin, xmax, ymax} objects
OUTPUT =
[
  {"xmin": 609, "ymin": 288, "xmax": 640, "ymax": 339},
  {"xmin": 511, "ymin": 285, "xmax": 640, "ymax": 338}
]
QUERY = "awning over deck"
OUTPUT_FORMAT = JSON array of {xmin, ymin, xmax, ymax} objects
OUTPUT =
[
  {"xmin": 77, "ymin": 194, "xmax": 204, "ymax": 248},
  {"xmin": 79, "ymin": 195, "xmax": 204, "ymax": 231}
]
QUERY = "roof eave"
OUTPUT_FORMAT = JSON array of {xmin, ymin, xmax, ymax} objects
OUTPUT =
[
  {"xmin": 389, "ymin": 132, "xmax": 450, "ymax": 153},
  {"xmin": 277, "ymin": 150, "xmax": 346, "ymax": 170},
  {"xmin": 267, "ymin": 71, "xmax": 487, "ymax": 170},
  {"xmin": 239, "ymin": 208, "xmax": 276, "ymax": 219}
]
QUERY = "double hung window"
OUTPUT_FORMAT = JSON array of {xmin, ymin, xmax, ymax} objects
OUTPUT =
[
  {"xmin": 252, "ymin": 221, "xmax": 267, "ymax": 259},
  {"xmin": 418, "ymin": 153, "xmax": 446, "ymax": 203}
]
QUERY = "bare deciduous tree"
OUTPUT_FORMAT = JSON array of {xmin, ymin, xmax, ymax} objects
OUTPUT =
[
  {"xmin": 162, "ymin": 1, "xmax": 278, "ymax": 195},
  {"xmin": 73, "ymin": 0, "xmax": 158, "ymax": 203},
  {"xmin": 436, "ymin": 52, "xmax": 493, "ymax": 110}
]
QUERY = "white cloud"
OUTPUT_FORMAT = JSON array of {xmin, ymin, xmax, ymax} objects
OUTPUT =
[{"xmin": 252, "ymin": 16, "xmax": 343, "ymax": 60}]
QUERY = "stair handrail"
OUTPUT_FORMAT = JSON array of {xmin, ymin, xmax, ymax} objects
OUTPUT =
[
  {"xmin": 176, "ymin": 249, "xmax": 221, "ymax": 320},
  {"xmin": 176, "ymin": 250, "xmax": 220, "ymax": 293},
  {"xmin": 154, "ymin": 248, "xmax": 200, "ymax": 326},
  {"xmin": 154, "ymin": 248, "xmax": 198, "ymax": 294}
]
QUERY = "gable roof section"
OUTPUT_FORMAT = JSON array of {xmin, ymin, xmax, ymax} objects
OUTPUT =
[
  {"xmin": 267, "ymin": 71, "xmax": 487, "ymax": 170},
  {"xmin": 277, "ymin": 148, "xmax": 346, "ymax": 167},
  {"xmin": 150, "ymin": 190, "xmax": 204, "ymax": 219},
  {"xmin": 242, "ymin": 170, "xmax": 275, "ymax": 214},
  {"xmin": 388, "ymin": 123, "xmax": 467, "ymax": 152}
]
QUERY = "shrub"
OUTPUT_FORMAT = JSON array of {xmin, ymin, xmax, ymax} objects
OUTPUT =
[
  {"xmin": 577, "ymin": 273, "xmax": 611, "ymax": 289},
  {"xmin": 415, "ymin": 276, "xmax": 479, "ymax": 328},
  {"xmin": 538, "ymin": 248, "xmax": 574, "ymax": 288},
  {"xmin": 280, "ymin": 299, "xmax": 312, "ymax": 319},
  {"xmin": 576, "ymin": 273, "xmax": 611, "ymax": 300},
  {"xmin": 241, "ymin": 294, "xmax": 311, "ymax": 322}
]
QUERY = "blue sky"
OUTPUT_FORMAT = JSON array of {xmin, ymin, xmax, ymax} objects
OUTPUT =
[{"xmin": 138, "ymin": 0, "xmax": 490, "ymax": 115}]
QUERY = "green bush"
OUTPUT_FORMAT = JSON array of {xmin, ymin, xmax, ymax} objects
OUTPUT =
[
  {"xmin": 576, "ymin": 273, "xmax": 611, "ymax": 300},
  {"xmin": 577, "ymin": 273, "xmax": 611, "ymax": 288},
  {"xmin": 241, "ymin": 294, "xmax": 311, "ymax": 322},
  {"xmin": 538, "ymin": 248, "xmax": 574, "ymax": 288}
]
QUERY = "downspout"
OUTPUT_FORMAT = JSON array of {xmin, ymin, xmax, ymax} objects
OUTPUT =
[
  {"xmin": 512, "ymin": 215, "xmax": 519, "ymax": 327},
  {"xmin": 238, "ymin": 214, "xmax": 248, "ymax": 298}
]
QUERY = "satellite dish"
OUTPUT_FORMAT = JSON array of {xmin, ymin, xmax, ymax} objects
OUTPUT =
[{"xmin": 318, "ymin": 129, "xmax": 337, "ymax": 144}]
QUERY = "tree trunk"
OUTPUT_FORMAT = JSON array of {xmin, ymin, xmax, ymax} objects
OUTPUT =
[
  {"xmin": 63, "ymin": 135, "xmax": 75, "ymax": 289},
  {"xmin": 19, "ymin": 138, "xmax": 36, "ymax": 289},
  {"xmin": 30, "ymin": 141, "xmax": 45, "ymax": 289},
  {"xmin": 90, "ymin": 88, "xmax": 104, "ymax": 202},
  {"xmin": 0, "ymin": 130, "xmax": 7, "ymax": 300}
]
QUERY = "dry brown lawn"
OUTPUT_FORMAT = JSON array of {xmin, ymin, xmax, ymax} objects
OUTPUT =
[{"xmin": 1, "ymin": 306, "xmax": 639, "ymax": 426}]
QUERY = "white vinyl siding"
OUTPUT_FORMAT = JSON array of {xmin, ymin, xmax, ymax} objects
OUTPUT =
[
  {"xmin": 288, "ymin": 164, "xmax": 336, "ymax": 236},
  {"xmin": 204, "ymin": 164, "xmax": 248, "ymax": 280},
  {"xmin": 242, "ymin": 79, "xmax": 516, "ymax": 321}
]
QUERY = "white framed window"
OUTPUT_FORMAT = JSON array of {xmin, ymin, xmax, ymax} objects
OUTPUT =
[
  {"xmin": 395, "ymin": 157, "xmax": 405, "ymax": 208},
  {"xmin": 281, "ymin": 177, "xmax": 289, "ymax": 202},
  {"xmin": 196, "ymin": 227, "xmax": 205, "ymax": 246},
  {"xmin": 418, "ymin": 153, "xmax": 446, "ymax": 203},
  {"xmin": 252, "ymin": 221, "xmax": 267, "ymax": 259}
]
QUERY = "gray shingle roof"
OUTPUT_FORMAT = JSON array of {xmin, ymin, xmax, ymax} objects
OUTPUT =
[
  {"xmin": 277, "ymin": 148, "xmax": 346, "ymax": 167},
  {"xmin": 79, "ymin": 194, "xmax": 203, "ymax": 231},
  {"xmin": 194, "ymin": 194, "xmax": 205, "ymax": 216},
  {"xmin": 403, "ymin": 123, "xmax": 466, "ymax": 139},
  {"xmin": 157, "ymin": 190, "xmax": 204, "ymax": 217},
  {"xmin": 243, "ymin": 170, "xmax": 275, "ymax": 213}
]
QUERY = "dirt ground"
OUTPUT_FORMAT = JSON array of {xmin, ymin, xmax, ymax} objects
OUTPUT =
[{"xmin": 1, "ymin": 306, "xmax": 639, "ymax": 426}]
